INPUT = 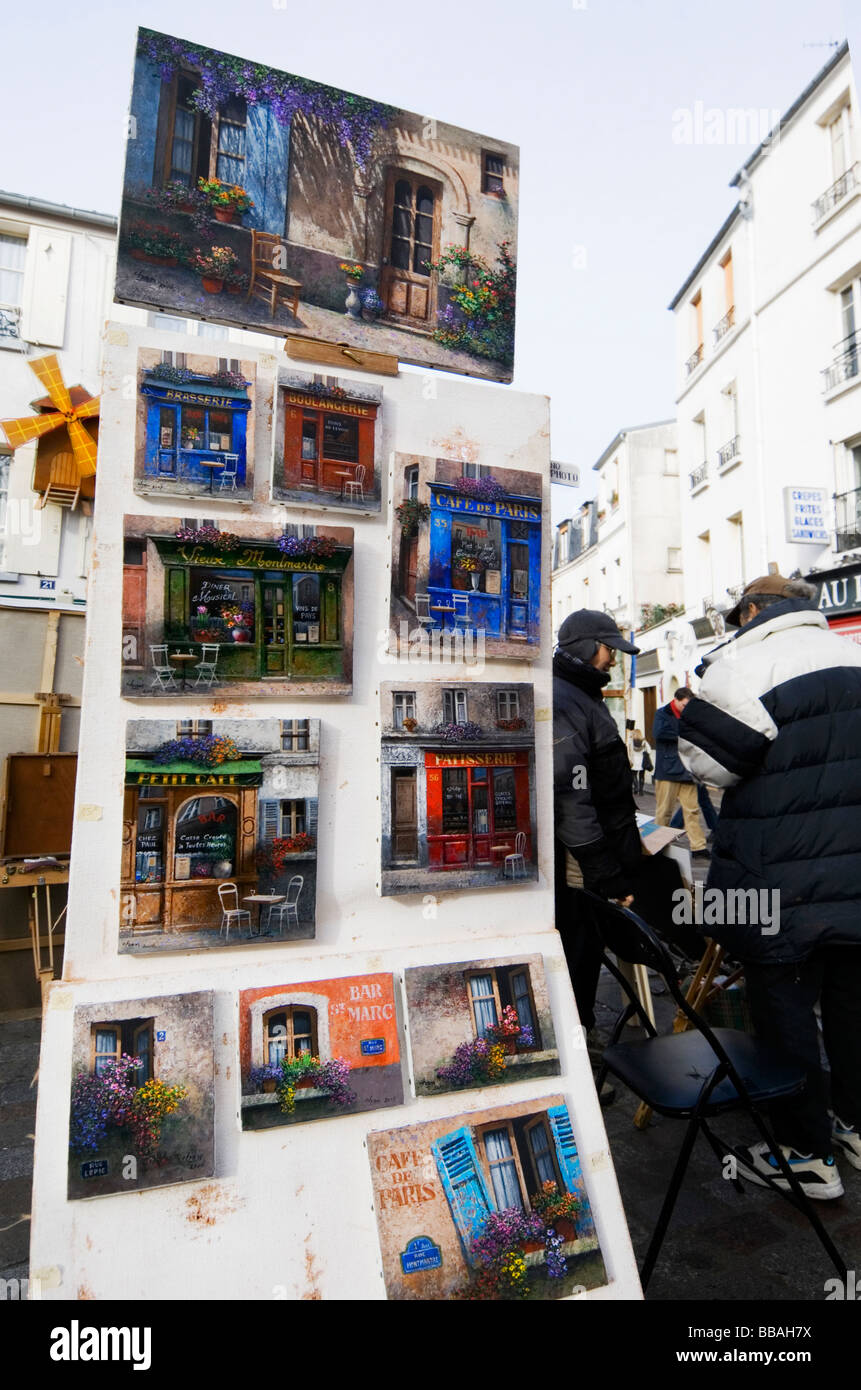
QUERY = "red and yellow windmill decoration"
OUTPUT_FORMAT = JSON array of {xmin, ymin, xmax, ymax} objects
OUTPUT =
[{"xmin": 1, "ymin": 355, "xmax": 100, "ymax": 511}]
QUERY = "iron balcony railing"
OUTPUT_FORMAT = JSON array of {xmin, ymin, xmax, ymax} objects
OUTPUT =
[
  {"xmin": 713, "ymin": 306, "xmax": 735, "ymax": 343},
  {"xmin": 717, "ymin": 435, "xmax": 741, "ymax": 468},
  {"xmin": 685, "ymin": 343, "xmax": 704, "ymax": 376},
  {"xmin": 726, "ymin": 583, "xmax": 745, "ymax": 604},
  {"xmin": 822, "ymin": 332, "xmax": 860, "ymax": 392},
  {"xmin": 834, "ymin": 486, "xmax": 861, "ymax": 553},
  {"xmin": 689, "ymin": 460, "xmax": 708, "ymax": 490},
  {"xmin": 812, "ymin": 163, "xmax": 859, "ymax": 224}
]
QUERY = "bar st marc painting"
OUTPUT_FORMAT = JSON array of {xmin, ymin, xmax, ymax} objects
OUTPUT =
[
  {"xmin": 116, "ymin": 29, "xmax": 518, "ymax": 382},
  {"xmin": 368, "ymin": 1096, "xmax": 607, "ymax": 1300}
]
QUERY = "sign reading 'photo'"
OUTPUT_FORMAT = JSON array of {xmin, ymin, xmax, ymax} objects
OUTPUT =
[{"xmin": 117, "ymin": 29, "xmax": 519, "ymax": 382}]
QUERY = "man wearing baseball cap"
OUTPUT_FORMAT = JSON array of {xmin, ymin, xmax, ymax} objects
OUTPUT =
[{"xmin": 678, "ymin": 574, "xmax": 861, "ymax": 1200}]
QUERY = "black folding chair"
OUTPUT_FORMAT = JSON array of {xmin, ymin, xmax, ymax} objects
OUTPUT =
[{"xmin": 581, "ymin": 890, "xmax": 847, "ymax": 1291}]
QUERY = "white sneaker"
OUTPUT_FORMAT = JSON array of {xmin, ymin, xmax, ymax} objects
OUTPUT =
[
  {"xmin": 730, "ymin": 1141, "xmax": 844, "ymax": 1201},
  {"xmin": 831, "ymin": 1114, "xmax": 861, "ymax": 1171}
]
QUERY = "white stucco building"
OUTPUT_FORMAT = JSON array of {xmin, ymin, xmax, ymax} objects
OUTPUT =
[{"xmin": 670, "ymin": 41, "xmax": 861, "ymax": 656}]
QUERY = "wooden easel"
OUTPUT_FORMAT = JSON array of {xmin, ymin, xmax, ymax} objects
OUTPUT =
[{"xmin": 632, "ymin": 938, "xmax": 725, "ymax": 1130}]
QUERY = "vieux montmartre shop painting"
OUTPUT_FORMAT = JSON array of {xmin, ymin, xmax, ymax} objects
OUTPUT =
[
  {"xmin": 380, "ymin": 681, "xmax": 538, "ymax": 895},
  {"xmin": 68, "ymin": 992, "xmax": 215, "ymax": 1200},
  {"xmin": 405, "ymin": 955, "xmax": 559, "ymax": 1098},
  {"xmin": 272, "ymin": 370, "xmax": 382, "ymax": 513},
  {"xmin": 239, "ymin": 974, "xmax": 403, "ymax": 1130},
  {"xmin": 133, "ymin": 347, "xmax": 256, "ymax": 501},
  {"xmin": 368, "ymin": 1096, "xmax": 607, "ymax": 1301},
  {"xmin": 117, "ymin": 29, "xmax": 518, "ymax": 382},
  {"xmin": 389, "ymin": 457, "xmax": 542, "ymax": 661},
  {"xmin": 120, "ymin": 719, "xmax": 319, "ymax": 954},
  {"xmin": 121, "ymin": 515, "xmax": 353, "ymax": 697}
]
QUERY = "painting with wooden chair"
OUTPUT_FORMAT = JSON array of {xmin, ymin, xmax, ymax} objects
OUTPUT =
[{"xmin": 247, "ymin": 231, "xmax": 301, "ymax": 320}]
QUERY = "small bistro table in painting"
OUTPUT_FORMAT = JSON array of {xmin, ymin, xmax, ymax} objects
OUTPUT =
[
  {"xmin": 243, "ymin": 893, "xmax": 285, "ymax": 936},
  {"xmin": 168, "ymin": 652, "xmax": 197, "ymax": 690},
  {"xmin": 199, "ymin": 459, "xmax": 225, "ymax": 493}
]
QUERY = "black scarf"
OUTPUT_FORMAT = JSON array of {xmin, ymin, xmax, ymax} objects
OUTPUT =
[{"xmin": 553, "ymin": 648, "xmax": 611, "ymax": 697}]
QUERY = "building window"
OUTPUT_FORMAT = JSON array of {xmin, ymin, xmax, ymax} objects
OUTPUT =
[
  {"xmin": 174, "ymin": 795, "xmax": 237, "ymax": 880},
  {"xmin": 197, "ymin": 322, "xmax": 229, "ymax": 341},
  {"xmin": 0, "ymin": 232, "xmax": 26, "ymax": 342},
  {"xmin": 525, "ymin": 1117, "xmax": 562, "ymax": 1190},
  {"xmin": 482, "ymin": 151, "xmax": 505, "ymax": 196},
  {"xmin": 667, "ymin": 547, "xmax": 682, "ymax": 572},
  {"xmin": 407, "ymin": 465, "xmax": 419, "ymax": 501},
  {"xmin": 91, "ymin": 1021, "xmax": 154, "ymax": 1083},
  {"xmin": 176, "ymin": 720, "xmax": 213, "ymax": 738},
  {"xmin": 263, "ymin": 1006, "xmax": 318, "ymax": 1065},
  {"xmin": 281, "ymin": 719, "xmax": 309, "ymax": 751},
  {"xmin": 829, "ymin": 102, "xmax": 853, "ymax": 181},
  {"xmin": 393, "ymin": 691, "xmax": 416, "ymax": 729},
  {"xmin": 443, "ymin": 688, "xmax": 468, "ymax": 724},
  {"xmin": 279, "ymin": 800, "xmax": 306, "ymax": 838},
  {"xmin": 483, "ymin": 1125, "xmax": 524, "ymax": 1209},
  {"xmin": 215, "ymin": 95, "xmax": 247, "ymax": 184},
  {"xmin": 496, "ymin": 689, "xmax": 520, "ymax": 720},
  {"xmin": 461, "ymin": 460, "xmax": 490, "ymax": 479},
  {"xmin": 441, "ymin": 768, "xmax": 469, "ymax": 831}
]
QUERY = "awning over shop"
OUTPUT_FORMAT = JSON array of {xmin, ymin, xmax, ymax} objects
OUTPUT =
[{"xmin": 125, "ymin": 759, "xmax": 263, "ymax": 787}]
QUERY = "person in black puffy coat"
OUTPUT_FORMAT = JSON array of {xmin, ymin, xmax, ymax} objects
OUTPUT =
[{"xmin": 678, "ymin": 574, "xmax": 861, "ymax": 1199}]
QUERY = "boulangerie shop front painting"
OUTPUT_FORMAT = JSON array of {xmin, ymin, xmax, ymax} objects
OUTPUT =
[
  {"xmin": 380, "ymin": 681, "xmax": 538, "ymax": 895},
  {"xmin": 368, "ymin": 1095, "xmax": 607, "ymax": 1300},
  {"xmin": 121, "ymin": 515, "xmax": 354, "ymax": 696},
  {"xmin": 134, "ymin": 348, "xmax": 255, "ymax": 500},
  {"xmin": 272, "ymin": 371, "xmax": 382, "ymax": 513},
  {"xmin": 121, "ymin": 719, "xmax": 319, "ymax": 953}
]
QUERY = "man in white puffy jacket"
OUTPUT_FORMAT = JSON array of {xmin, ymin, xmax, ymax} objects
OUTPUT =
[{"xmin": 677, "ymin": 574, "xmax": 861, "ymax": 1201}]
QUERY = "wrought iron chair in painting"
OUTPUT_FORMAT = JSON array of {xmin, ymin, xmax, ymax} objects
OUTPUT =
[
  {"xmin": 217, "ymin": 883, "xmax": 251, "ymax": 942},
  {"xmin": 217, "ymin": 454, "xmax": 240, "ymax": 490},
  {"xmin": 452, "ymin": 593, "xmax": 473, "ymax": 633},
  {"xmin": 194, "ymin": 644, "xmax": 220, "ymax": 688},
  {"xmin": 503, "ymin": 831, "xmax": 527, "ymax": 880},
  {"xmin": 414, "ymin": 593, "xmax": 439, "ymax": 632},
  {"xmin": 266, "ymin": 876, "xmax": 304, "ymax": 935},
  {"xmin": 150, "ymin": 645, "xmax": 178, "ymax": 691},
  {"xmin": 344, "ymin": 464, "xmax": 365, "ymax": 503},
  {"xmin": 246, "ymin": 231, "xmax": 301, "ymax": 320},
  {"xmin": 583, "ymin": 891, "xmax": 847, "ymax": 1291}
]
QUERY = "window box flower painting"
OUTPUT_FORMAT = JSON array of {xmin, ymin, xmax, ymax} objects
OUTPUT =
[
  {"xmin": 380, "ymin": 682, "xmax": 538, "ymax": 896},
  {"xmin": 389, "ymin": 455, "xmax": 543, "ymax": 662},
  {"xmin": 116, "ymin": 29, "xmax": 518, "ymax": 382},
  {"xmin": 367, "ymin": 1096, "xmax": 607, "ymax": 1300},
  {"xmin": 121, "ymin": 514, "xmax": 353, "ymax": 697},
  {"xmin": 404, "ymin": 955, "xmax": 559, "ymax": 1096},
  {"xmin": 133, "ymin": 348, "xmax": 256, "ymax": 502},
  {"xmin": 67, "ymin": 992, "xmax": 215, "ymax": 1200},
  {"xmin": 239, "ymin": 974, "xmax": 404, "ymax": 1130},
  {"xmin": 120, "ymin": 718, "xmax": 319, "ymax": 954}
]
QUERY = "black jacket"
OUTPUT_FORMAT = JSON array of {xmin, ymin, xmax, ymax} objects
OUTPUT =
[
  {"xmin": 652, "ymin": 702, "xmax": 693, "ymax": 782},
  {"xmin": 678, "ymin": 599, "xmax": 861, "ymax": 963},
  {"xmin": 553, "ymin": 650, "xmax": 642, "ymax": 899}
]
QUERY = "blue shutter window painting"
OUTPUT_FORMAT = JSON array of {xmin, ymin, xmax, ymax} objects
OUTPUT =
[
  {"xmin": 547, "ymin": 1103, "xmax": 596, "ymax": 1241},
  {"xmin": 431, "ymin": 1126, "xmax": 492, "ymax": 1267},
  {"xmin": 140, "ymin": 364, "xmax": 252, "ymax": 496}
]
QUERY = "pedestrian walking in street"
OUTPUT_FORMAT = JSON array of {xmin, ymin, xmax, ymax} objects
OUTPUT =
[
  {"xmin": 678, "ymin": 574, "xmax": 861, "ymax": 1200},
  {"xmin": 629, "ymin": 729, "xmax": 653, "ymax": 796},
  {"xmin": 670, "ymin": 780, "xmax": 719, "ymax": 835},
  {"xmin": 652, "ymin": 687, "xmax": 709, "ymax": 857}
]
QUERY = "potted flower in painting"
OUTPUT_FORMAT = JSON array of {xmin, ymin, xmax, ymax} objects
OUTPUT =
[
  {"xmin": 193, "ymin": 246, "xmax": 240, "ymax": 294},
  {"xmin": 197, "ymin": 178, "xmax": 254, "ymax": 224},
  {"xmin": 276, "ymin": 1054, "xmax": 356, "ymax": 1114},
  {"xmin": 221, "ymin": 602, "xmax": 254, "ymax": 642},
  {"xmin": 339, "ymin": 262, "xmax": 363, "ymax": 319},
  {"xmin": 249, "ymin": 1064, "xmax": 282, "ymax": 1094},
  {"xmin": 360, "ymin": 287, "xmax": 384, "ymax": 322},
  {"xmin": 485, "ymin": 1005, "xmax": 535, "ymax": 1055}
]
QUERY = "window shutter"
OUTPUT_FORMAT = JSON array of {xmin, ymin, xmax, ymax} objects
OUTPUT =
[
  {"xmin": 306, "ymin": 798, "xmax": 318, "ymax": 840},
  {"xmin": 20, "ymin": 228, "xmax": 72, "ymax": 347},
  {"xmin": 547, "ymin": 1104, "xmax": 595, "ymax": 1239},
  {"xmin": 431, "ymin": 1126, "xmax": 492, "ymax": 1267},
  {"xmin": 261, "ymin": 802, "xmax": 279, "ymax": 844}
]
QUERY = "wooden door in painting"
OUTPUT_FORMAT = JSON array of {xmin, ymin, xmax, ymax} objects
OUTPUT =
[
  {"xmin": 380, "ymin": 172, "xmax": 441, "ymax": 326},
  {"xmin": 262, "ymin": 583, "xmax": 288, "ymax": 675},
  {"xmin": 392, "ymin": 769, "xmax": 418, "ymax": 861},
  {"xmin": 399, "ymin": 532, "xmax": 418, "ymax": 604}
]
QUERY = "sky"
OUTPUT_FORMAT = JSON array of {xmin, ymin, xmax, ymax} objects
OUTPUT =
[{"xmin": 0, "ymin": 0, "xmax": 853, "ymax": 523}]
